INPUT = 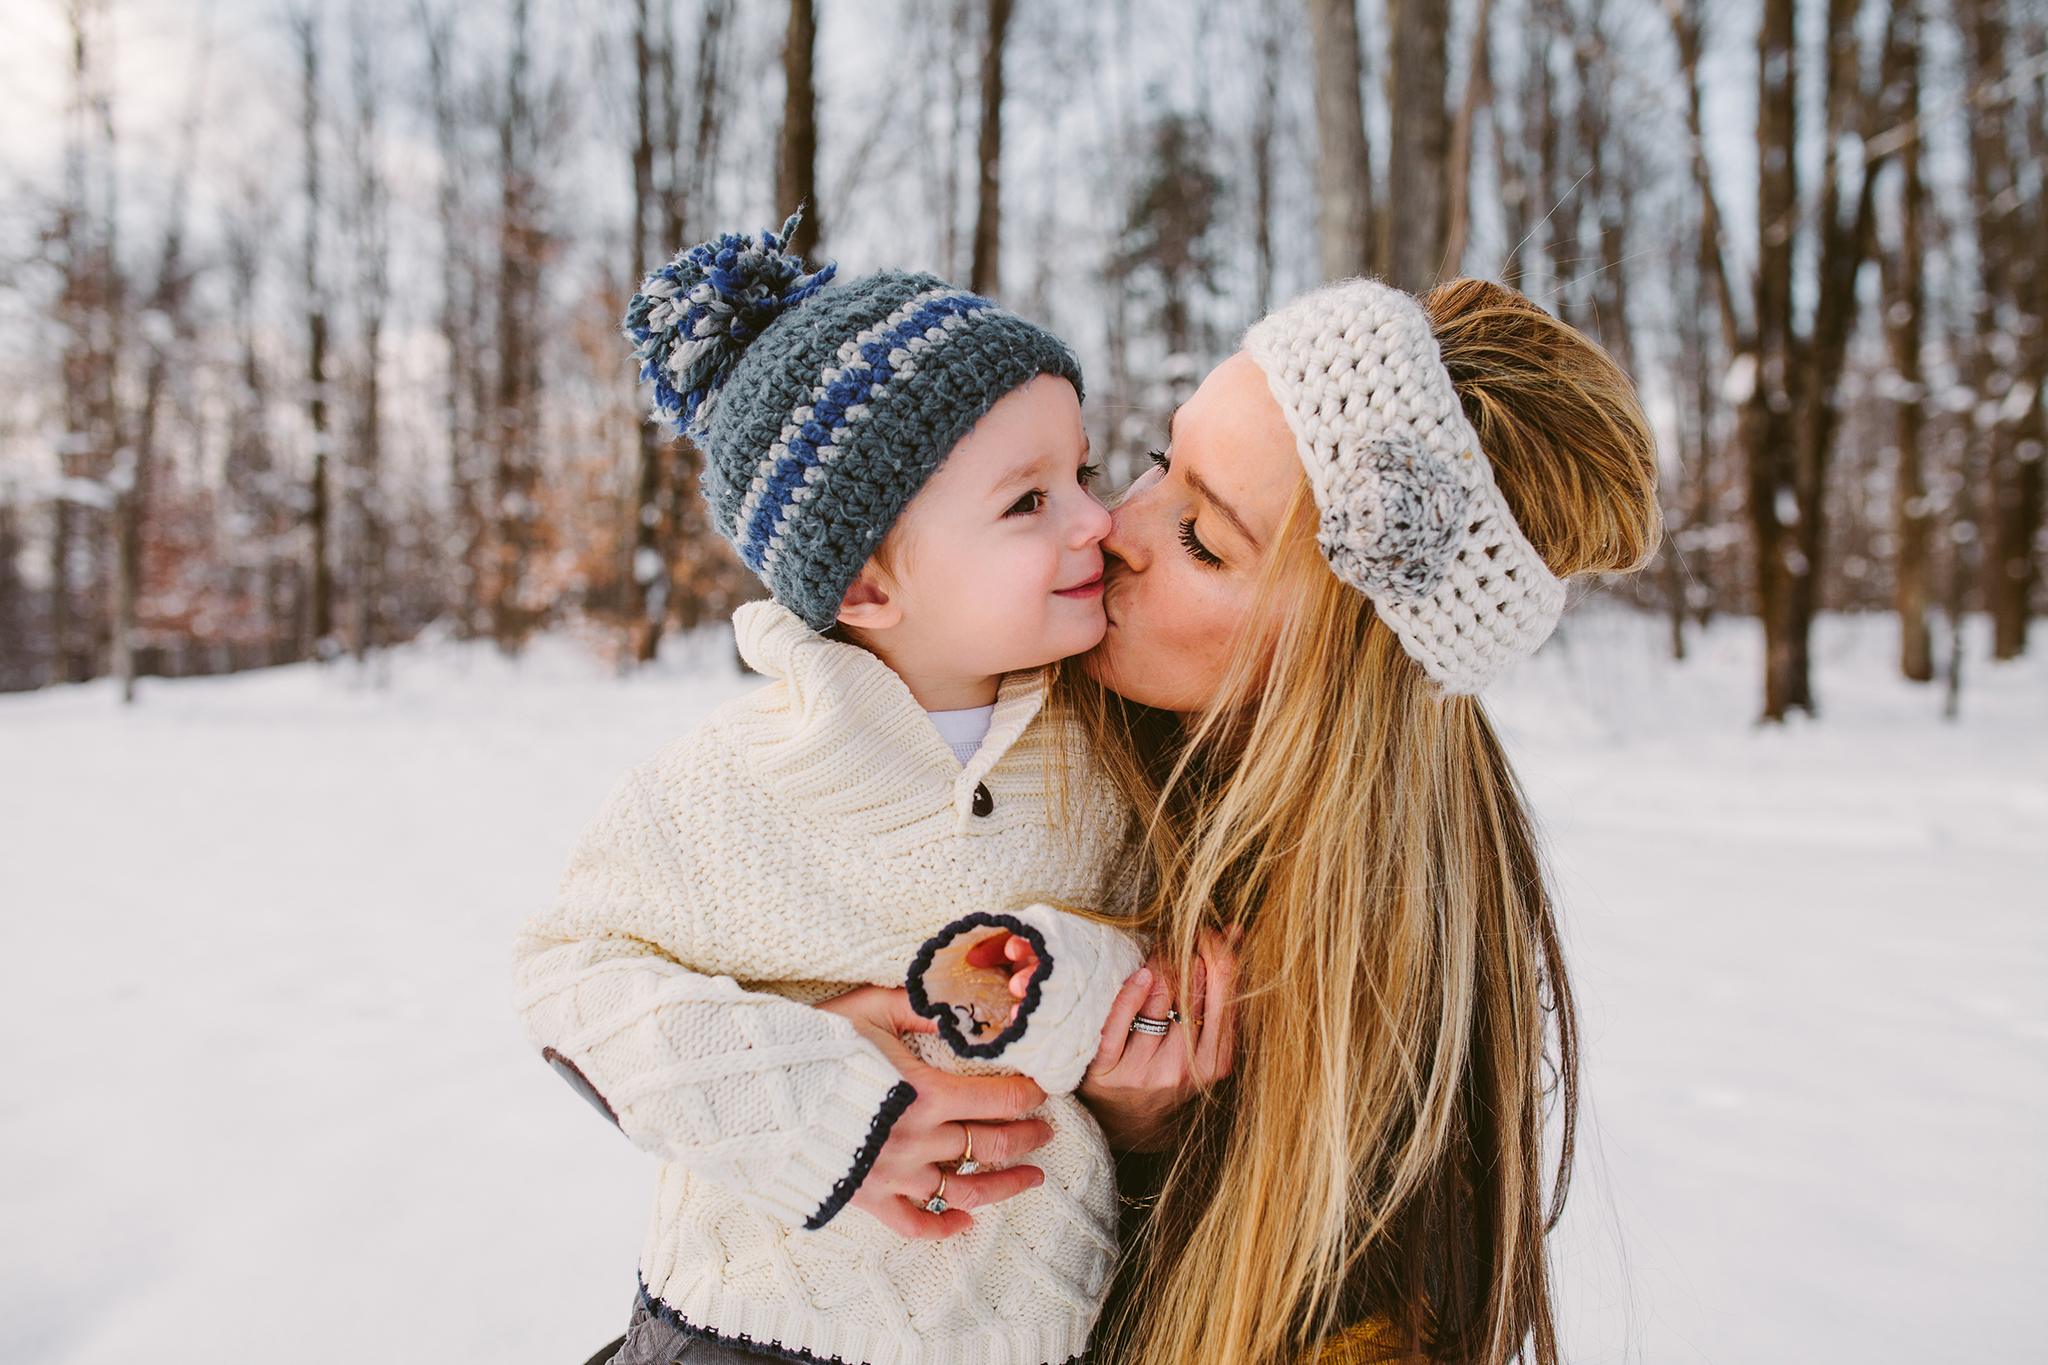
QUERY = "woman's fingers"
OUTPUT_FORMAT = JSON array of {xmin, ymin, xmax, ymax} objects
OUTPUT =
[
  {"xmin": 850, "ymin": 1187, "xmax": 973, "ymax": 1240},
  {"xmin": 950, "ymin": 1117, "xmax": 1052, "ymax": 1167},
  {"xmin": 939, "ymin": 1163, "xmax": 1045, "ymax": 1212},
  {"xmin": 1193, "ymin": 928, "xmax": 1238, "ymax": 1081},
  {"xmin": 1091, "ymin": 966, "xmax": 1153, "ymax": 1072}
]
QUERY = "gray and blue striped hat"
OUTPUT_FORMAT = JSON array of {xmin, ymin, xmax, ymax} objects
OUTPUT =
[{"xmin": 625, "ymin": 213, "xmax": 1084, "ymax": 632}]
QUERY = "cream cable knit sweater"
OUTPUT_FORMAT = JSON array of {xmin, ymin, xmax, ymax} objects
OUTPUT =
[{"xmin": 513, "ymin": 601, "xmax": 1139, "ymax": 1365}]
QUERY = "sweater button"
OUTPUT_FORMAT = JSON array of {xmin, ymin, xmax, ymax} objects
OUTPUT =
[{"xmin": 971, "ymin": 782, "xmax": 994, "ymax": 817}]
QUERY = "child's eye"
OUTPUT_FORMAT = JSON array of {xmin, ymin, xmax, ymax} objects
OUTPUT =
[
  {"xmin": 1004, "ymin": 489, "xmax": 1047, "ymax": 517},
  {"xmin": 1178, "ymin": 516, "xmax": 1223, "ymax": 567},
  {"xmin": 1077, "ymin": 463, "xmax": 1101, "ymax": 488}
]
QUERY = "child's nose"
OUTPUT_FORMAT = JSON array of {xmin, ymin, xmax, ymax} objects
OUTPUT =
[{"xmin": 1071, "ymin": 490, "xmax": 1113, "ymax": 548}]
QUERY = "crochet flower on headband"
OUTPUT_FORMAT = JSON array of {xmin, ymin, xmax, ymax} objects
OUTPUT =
[
  {"xmin": 624, "ymin": 210, "xmax": 836, "ymax": 435},
  {"xmin": 1243, "ymin": 279, "xmax": 1567, "ymax": 695}
]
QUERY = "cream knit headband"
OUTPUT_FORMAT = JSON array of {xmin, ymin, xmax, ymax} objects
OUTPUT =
[{"xmin": 1242, "ymin": 279, "xmax": 1566, "ymax": 694}]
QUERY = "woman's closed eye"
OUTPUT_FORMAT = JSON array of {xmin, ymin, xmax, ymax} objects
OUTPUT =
[{"xmin": 1178, "ymin": 516, "xmax": 1223, "ymax": 567}]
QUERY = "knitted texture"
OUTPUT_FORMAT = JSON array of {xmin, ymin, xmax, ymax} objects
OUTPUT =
[
  {"xmin": 1243, "ymin": 280, "xmax": 1567, "ymax": 694},
  {"xmin": 625, "ymin": 218, "xmax": 1085, "ymax": 632},
  {"xmin": 513, "ymin": 601, "xmax": 1134, "ymax": 1365},
  {"xmin": 908, "ymin": 907, "xmax": 1145, "ymax": 1096}
]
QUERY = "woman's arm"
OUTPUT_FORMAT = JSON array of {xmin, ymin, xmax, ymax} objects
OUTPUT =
[{"xmin": 1077, "ymin": 928, "xmax": 1237, "ymax": 1151}]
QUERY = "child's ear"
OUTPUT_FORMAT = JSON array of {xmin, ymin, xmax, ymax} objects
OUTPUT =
[{"xmin": 836, "ymin": 570, "xmax": 904, "ymax": 632}]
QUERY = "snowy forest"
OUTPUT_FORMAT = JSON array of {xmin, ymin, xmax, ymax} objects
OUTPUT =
[{"xmin": 0, "ymin": 0, "xmax": 2043, "ymax": 718}]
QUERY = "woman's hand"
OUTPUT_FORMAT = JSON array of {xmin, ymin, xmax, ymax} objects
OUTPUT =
[
  {"xmin": 815, "ymin": 985, "xmax": 1053, "ymax": 1239},
  {"xmin": 1078, "ymin": 929, "xmax": 1237, "ymax": 1151}
]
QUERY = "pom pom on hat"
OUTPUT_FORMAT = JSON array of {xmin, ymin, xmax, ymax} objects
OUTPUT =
[{"xmin": 624, "ymin": 210, "xmax": 837, "ymax": 435}]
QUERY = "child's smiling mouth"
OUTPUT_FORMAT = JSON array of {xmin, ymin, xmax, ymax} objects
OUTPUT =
[{"xmin": 1053, "ymin": 573, "xmax": 1104, "ymax": 600}]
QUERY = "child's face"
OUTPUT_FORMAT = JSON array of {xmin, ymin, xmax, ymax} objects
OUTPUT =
[{"xmin": 839, "ymin": 377, "xmax": 1109, "ymax": 696}]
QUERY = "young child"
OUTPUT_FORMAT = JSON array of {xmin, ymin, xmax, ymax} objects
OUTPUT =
[{"xmin": 513, "ymin": 216, "xmax": 1142, "ymax": 1365}]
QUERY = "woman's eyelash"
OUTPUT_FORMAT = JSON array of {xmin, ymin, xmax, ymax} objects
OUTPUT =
[
  {"xmin": 1178, "ymin": 516, "xmax": 1223, "ymax": 567},
  {"xmin": 1148, "ymin": 449, "xmax": 1170, "ymax": 472},
  {"xmin": 1077, "ymin": 463, "xmax": 1101, "ymax": 488}
]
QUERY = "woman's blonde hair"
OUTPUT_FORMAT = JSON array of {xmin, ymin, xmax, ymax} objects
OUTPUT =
[{"xmin": 1078, "ymin": 279, "xmax": 1659, "ymax": 1365}]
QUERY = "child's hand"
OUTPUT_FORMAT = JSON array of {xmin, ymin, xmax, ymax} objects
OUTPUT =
[{"xmin": 963, "ymin": 929, "xmax": 1040, "ymax": 1000}]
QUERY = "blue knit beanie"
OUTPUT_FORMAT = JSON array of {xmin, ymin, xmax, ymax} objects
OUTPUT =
[{"xmin": 624, "ymin": 213, "xmax": 1085, "ymax": 632}]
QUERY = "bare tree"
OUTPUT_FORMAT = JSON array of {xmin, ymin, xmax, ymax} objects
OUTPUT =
[
  {"xmin": 1442, "ymin": 0, "xmax": 1495, "ymax": 279},
  {"xmin": 1115, "ymin": 112, "xmax": 1222, "ymax": 361},
  {"xmin": 421, "ymin": 0, "xmax": 485, "ymax": 636},
  {"xmin": 114, "ymin": 31, "xmax": 208, "ymax": 701},
  {"xmin": 626, "ymin": 0, "xmax": 669, "ymax": 662},
  {"xmin": 1881, "ymin": 0, "xmax": 1933, "ymax": 682},
  {"xmin": 970, "ymin": 0, "xmax": 1012, "ymax": 297},
  {"xmin": 53, "ymin": 0, "xmax": 123, "ymax": 686},
  {"xmin": 1963, "ymin": 0, "xmax": 2041, "ymax": 659},
  {"xmin": 487, "ymin": 0, "xmax": 550, "ymax": 649},
  {"xmin": 1737, "ymin": 0, "xmax": 1909, "ymax": 718},
  {"xmin": 293, "ymin": 8, "xmax": 335, "ymax": 656},
  {"xmin": 344, "ymin": 3, "xmax": 389, "ymax": 662},
  {"xmin": 1389, "ymin": 5, "xmax": 1455, "ymax": 289},
  {"xmin": 778, "ymin": 0, "xmax": 820, "ymax": 256},
  {"xmin": 1248, "ymin": 8, "xmax": 1285, "ymax": 314},
  {"xmin": 1307, "ymin": 0, "xmax": 1371, "ymax": 282}
]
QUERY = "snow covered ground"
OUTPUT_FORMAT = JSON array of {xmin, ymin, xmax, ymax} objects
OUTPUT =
[{"xmin": 2, "ymin": 612, "xmax": 2041, "ymax": 1365}]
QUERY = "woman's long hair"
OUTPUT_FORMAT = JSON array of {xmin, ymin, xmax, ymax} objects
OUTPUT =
[{"xmin": 1077, "ymin": 280, "xmax": 1661, "ymax": 1365}]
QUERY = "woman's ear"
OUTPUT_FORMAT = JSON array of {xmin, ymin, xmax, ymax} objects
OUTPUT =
[{"xmin": 836, "ymin": 569, "xmax": 904, "ymax": 632}]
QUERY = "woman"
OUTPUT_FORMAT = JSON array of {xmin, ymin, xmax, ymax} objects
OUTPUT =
[{"xmin": 1069, "ymin": 276, "xmax": 1659, "ymax": 1365}]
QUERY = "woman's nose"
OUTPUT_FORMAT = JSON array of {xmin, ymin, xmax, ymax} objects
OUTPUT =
[{"xmin": 1103, "ymin": 495, "xmax": 1149, "ymax": 571}]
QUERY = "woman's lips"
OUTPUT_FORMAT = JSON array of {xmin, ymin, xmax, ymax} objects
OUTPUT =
[{"xmin": 1054, "ymin": 574, "xmax": 1104, "ymax": 600}]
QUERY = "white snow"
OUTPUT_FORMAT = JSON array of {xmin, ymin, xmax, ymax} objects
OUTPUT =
[{"xmin": 1, "ymin": 613, "xmax": 2041, "ymax": 1364}]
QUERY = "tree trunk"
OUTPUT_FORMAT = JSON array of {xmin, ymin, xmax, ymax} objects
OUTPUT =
[
  {"xmin": 1580, "ymin": 0, "xmax": 1633, "ymax": 378},
  {"xmin": 55, "ymin": 0, "xmax": 121, "ymax": 687},
  {"xmin": 1745, "ymin": 0, "xmax": 1800, "ymax": 719},
  {"xmin": 1883, "ymin": 1, "xmax": 1932, "ymax": 682},
  {"xmin": 777, "ymin": 0, "xmax": 819, "ymax": 258},
  {"xmin": 491, "ymin": 0, "xmax": 544, "ymax": 651},
  {"xmin": 296, "ymin": 10, "xmax": 334, "ymax": 654},
  {"xmin": 1531, "ymin": 1, "xmax": 1566, "ymax": 306},
  {"xmin": 970, "ymin": 0, "xmax": 1011, "ymax": 297},
  {"xmin": 629, "ymin": 0, "xmax": 667, "ymax": 663},
  {"xmin": 1963, "ymin": 0, "xmax": 2036, "ymax": 658},
  {"xmin": 1307, "ymin": 0, "xmax": 1371, "ymax": 282},
  {"xmin": 1382, "ymin": 0, "xmax": 1450, "ymax": 292},
  {"xmin": 422, "ymin": 3, "xmax": 483, "ymax": 637},
  {"xmin": 1250, "ymin": 16, "xmax": 1281, "ymax": 313},
  {"xmin": 348, "ymin": 12, "xmax": 387, "ymax": 664},
  {"xmin": 1442, "ymin": 0, "xmax": 1494, "ymax": 280}
]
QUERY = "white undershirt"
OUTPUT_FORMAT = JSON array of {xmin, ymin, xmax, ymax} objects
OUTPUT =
[{"xmin": 926, "ymin": 704, "xmax": 996, "ymax": 767}]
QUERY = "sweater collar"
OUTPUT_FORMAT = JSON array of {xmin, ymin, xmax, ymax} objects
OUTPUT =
[{"xmin": 732, "ymin": 601, "xmax": 1048, "ymax": 817}]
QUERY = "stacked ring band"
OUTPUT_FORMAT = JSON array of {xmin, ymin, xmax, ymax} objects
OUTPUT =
[{"xmin": 1130, "ymin": 1015, "xmax": 1171, "ymax": 1036}]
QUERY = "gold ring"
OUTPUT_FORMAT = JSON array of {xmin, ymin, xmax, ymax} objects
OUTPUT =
[
  {"xmin": 923, "ymin": 1170, "xmax": 949, "ymax": 1214},
  {"xmin": 956, "ymin": 1123, "xmax": 980, "ymax": 1175}
]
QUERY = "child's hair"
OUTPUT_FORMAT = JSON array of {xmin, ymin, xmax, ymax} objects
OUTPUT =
[{"xmin": 1077, "ymin": 279, "xmax": 1658, "ymax": 1365}]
